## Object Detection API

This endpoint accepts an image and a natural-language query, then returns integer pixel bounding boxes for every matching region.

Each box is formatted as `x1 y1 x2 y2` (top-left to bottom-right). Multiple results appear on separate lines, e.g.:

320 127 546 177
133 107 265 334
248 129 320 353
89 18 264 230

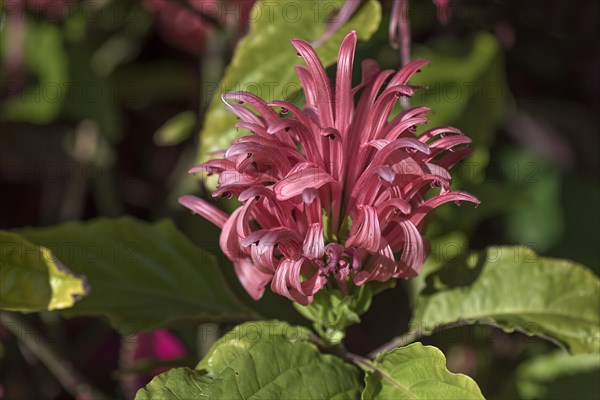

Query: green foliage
501 149 564 251
197 0 382 169
411 31 509 149
1 20 68 123
294 284 373 344
17 217 257 334
137 321 363 399
406 30 512 217
0 231 87 312
154 111 197 146
411 246 600 354
363 343 484 399
516 350 600 399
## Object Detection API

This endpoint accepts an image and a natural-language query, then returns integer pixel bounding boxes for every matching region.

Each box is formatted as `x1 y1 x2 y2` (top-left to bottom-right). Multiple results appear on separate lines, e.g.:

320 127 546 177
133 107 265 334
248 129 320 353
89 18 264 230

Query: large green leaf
516 350 600 400
17 217 257 334
0 231 87 312
198 0 381 165
411 246 600 354
137 321 363 399
362 343 484 399
195 320 314 372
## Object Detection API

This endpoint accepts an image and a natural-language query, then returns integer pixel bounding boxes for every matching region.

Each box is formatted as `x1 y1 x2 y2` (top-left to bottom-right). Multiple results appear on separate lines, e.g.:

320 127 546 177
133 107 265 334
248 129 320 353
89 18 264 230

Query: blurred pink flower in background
120 329 187 397
180 31 478 305
142 0 254 54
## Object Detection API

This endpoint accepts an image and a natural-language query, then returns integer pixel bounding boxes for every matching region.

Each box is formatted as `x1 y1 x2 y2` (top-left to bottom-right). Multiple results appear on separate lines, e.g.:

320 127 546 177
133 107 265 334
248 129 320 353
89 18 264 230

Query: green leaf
363 343 484 399
135 367 211 400
196 320 314 372
0 231 88 312
198 0 382 167
516 350 600 400
17 217 257 334
154 111 197 146
411 246 600 354
137 321 363 400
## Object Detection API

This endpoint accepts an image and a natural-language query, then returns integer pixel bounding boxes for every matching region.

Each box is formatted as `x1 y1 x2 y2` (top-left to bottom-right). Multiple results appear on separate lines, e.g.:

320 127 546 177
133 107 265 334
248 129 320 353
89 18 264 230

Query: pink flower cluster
181 31 478 305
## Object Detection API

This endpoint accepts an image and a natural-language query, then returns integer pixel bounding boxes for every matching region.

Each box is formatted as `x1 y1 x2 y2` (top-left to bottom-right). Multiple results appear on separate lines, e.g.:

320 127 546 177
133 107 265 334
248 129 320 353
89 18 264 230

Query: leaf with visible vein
411 246 600 354
362 343 484 399
17 217 257 334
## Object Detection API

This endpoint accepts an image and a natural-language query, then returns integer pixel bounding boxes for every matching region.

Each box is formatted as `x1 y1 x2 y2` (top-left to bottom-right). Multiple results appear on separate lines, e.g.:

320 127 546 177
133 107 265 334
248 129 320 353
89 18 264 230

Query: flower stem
0 312 110 400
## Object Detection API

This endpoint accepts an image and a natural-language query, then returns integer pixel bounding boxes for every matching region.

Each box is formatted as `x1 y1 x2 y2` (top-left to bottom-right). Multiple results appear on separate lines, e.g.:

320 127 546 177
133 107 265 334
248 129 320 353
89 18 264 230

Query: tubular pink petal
303 223 325 259
290 38 335 127
346 205 382 253
188 159 234 174
219 208 245 262
238 186 275 202
268 101 316 136
234 259 272 300
359 85 416 146
345 69 395 163
393 220 426 279
295 65 318 108
222 97 265 126
271 258 314 305
178 195 228 229
223 91 278 123
273 163 336 200
335 31 357 136
410 191 481 227
424 135 473 161
267 119 323 165
382 117 429 142
389 58 431 86
378 198 412 226
354 240 395 285
375 166 396 183
302 187 318 204
418 126 463 143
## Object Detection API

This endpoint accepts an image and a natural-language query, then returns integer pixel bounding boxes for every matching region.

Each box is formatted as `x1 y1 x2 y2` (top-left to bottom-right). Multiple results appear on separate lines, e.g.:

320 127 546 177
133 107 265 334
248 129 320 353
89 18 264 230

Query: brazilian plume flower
180 31 479 305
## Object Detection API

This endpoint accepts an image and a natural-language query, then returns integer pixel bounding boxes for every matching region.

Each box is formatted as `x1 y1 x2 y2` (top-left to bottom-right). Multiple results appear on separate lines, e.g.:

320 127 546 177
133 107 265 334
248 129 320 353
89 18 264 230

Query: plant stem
0 312 110 400
367 330 422 359
366 319 565 359
346 352 376 371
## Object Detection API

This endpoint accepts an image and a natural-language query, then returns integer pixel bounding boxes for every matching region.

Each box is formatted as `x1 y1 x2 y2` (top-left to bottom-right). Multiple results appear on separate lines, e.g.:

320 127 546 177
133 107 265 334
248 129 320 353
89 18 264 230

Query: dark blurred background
1 0 598 399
